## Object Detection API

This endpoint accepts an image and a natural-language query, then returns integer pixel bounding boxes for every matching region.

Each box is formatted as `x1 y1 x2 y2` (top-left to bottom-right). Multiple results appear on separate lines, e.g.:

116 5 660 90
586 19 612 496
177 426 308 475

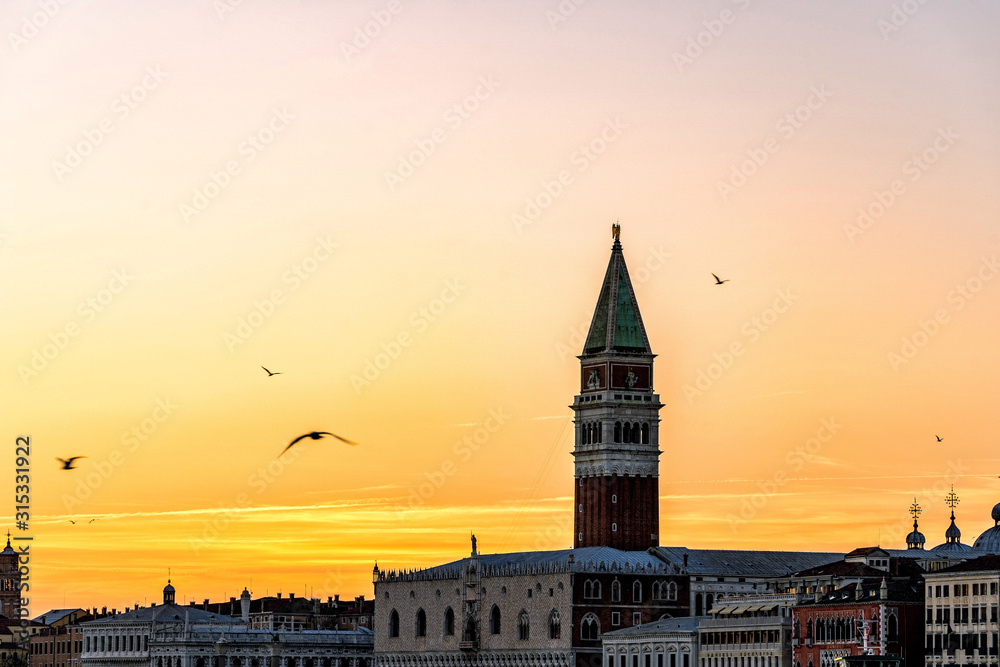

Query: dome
971 502 1000 553
163 581 175 593
906 528 925 549
973 526 1000 553
932 540 973 553
946 521 962 540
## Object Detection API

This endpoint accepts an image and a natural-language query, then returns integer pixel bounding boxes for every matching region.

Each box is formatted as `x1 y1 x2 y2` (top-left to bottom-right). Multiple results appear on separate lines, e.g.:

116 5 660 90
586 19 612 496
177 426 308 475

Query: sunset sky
3 0 1000 615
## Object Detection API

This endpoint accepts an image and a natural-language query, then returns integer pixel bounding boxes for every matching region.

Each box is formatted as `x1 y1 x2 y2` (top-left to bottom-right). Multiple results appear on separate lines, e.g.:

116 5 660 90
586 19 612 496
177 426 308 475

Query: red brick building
791 580 924 667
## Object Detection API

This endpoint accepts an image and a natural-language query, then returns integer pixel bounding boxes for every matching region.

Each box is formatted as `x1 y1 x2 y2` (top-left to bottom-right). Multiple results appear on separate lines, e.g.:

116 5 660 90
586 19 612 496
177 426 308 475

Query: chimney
204 599 209 609
334 594 340 603
277 593 282 599
328 597 333 605
189 602 196 606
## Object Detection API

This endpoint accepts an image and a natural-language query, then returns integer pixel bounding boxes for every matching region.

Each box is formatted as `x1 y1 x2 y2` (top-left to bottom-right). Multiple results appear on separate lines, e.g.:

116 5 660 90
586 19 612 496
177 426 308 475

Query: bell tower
571 226 663 551
0 531 22 618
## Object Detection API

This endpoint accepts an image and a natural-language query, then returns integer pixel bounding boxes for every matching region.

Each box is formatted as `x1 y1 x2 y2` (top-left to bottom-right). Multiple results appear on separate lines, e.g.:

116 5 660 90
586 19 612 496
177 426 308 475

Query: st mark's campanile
572 225 663 551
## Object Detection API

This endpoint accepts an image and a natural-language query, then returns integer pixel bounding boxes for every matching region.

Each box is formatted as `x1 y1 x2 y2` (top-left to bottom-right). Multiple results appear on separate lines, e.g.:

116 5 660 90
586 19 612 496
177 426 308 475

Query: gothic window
695 594 703 616
444 607 455 636
668 582 678 601
415 609 427 637
612 579 621 601
490 605 501 634
596 423 602 443
464 617 476 642
887 614 898 642
652 582 660 599
388 609 399 637
793 619 800 639
641 423 649 444
633 581 642 602
581 613 600 641
518 610 530 640
806 619 813 640
549 610 561 639
615 422 622 442
633 423 642 443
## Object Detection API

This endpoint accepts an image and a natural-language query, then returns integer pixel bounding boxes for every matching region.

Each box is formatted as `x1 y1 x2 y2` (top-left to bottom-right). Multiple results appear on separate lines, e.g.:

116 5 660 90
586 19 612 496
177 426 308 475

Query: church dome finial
906 498 925 550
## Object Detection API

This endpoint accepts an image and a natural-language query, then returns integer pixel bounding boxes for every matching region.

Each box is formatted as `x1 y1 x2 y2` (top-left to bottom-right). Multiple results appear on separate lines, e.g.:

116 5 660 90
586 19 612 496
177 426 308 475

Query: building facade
791 580 924 667
922 554 1000 667
603 617 701 667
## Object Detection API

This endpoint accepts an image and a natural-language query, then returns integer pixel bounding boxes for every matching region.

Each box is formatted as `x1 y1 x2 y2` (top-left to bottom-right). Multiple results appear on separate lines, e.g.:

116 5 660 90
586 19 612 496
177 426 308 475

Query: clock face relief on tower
581 364 606 392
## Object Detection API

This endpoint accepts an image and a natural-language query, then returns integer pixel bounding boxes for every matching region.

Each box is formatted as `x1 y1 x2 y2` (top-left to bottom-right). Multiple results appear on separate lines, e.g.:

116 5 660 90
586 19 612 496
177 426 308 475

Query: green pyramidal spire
583 236 652 355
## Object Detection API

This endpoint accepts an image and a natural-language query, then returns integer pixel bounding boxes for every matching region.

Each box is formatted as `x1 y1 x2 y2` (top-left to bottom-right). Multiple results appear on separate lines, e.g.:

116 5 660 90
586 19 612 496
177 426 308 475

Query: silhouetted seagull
261 366 283 376
57 457 86 470
279 431 358 456
936 435 943 442
68 520 76 524
712 273 729 285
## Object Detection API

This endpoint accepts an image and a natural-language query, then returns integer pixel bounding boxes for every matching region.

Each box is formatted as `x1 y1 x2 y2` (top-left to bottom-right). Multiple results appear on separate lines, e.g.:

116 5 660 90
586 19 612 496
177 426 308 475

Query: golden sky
3 0 1000 614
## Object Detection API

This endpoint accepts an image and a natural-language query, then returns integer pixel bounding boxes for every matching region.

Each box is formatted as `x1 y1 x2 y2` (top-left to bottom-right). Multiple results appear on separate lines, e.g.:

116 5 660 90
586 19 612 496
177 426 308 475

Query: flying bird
261 366 283 376
711 273 729 285
279 431 358 457
88 519 98 524
68 520 76 524
936 435 943 442
57 457 86 470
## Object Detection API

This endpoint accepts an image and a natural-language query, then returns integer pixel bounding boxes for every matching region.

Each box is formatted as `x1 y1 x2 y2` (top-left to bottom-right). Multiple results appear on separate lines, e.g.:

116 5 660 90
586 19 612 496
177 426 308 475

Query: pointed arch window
612 579 621 602
489 605 501 635
668 581 678 601
581 613 600 641
388 610 399 638
517 610 530 640
414 608 426 637
549 610 561 639
641 423 649 444
633 581 642 602
443 607 455 636
614 421 622 443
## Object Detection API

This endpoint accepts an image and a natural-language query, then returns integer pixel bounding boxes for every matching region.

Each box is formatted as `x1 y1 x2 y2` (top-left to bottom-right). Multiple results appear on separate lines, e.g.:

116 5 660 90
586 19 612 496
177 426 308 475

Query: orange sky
2 0 1000 615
